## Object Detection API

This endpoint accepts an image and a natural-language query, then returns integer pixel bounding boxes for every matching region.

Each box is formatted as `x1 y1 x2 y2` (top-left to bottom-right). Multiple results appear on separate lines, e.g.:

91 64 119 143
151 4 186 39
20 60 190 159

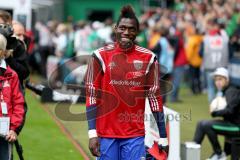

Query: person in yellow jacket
148 25 161 50
185 23 203 94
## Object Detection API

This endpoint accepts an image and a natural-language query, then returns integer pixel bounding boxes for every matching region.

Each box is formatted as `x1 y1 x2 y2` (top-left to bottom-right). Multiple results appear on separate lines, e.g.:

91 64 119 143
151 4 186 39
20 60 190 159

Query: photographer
0 11 30 136
0 34 25 160
0 10 30 90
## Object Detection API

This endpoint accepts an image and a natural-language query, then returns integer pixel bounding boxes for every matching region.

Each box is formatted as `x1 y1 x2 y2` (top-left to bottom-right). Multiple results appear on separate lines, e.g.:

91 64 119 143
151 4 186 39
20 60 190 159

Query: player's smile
115 18 138 49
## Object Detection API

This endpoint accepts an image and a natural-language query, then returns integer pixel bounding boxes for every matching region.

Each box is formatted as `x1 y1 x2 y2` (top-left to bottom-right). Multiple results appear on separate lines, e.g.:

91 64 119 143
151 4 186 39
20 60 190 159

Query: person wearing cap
201 18 229 103
192 67 240 160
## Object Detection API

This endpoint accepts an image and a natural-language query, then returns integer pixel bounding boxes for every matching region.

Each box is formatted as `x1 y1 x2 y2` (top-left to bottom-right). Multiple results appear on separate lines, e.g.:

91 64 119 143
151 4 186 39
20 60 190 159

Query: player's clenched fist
89 137 101 157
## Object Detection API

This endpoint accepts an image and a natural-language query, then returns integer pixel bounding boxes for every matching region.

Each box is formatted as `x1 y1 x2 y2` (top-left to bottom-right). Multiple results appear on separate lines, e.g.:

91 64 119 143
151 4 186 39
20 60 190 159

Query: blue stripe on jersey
153 112 167 138
86 105 97 130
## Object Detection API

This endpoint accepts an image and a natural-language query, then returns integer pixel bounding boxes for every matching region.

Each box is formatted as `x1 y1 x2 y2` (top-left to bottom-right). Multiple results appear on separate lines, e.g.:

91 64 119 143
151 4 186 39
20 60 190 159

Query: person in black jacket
0 10 29 135
193 67 240 160
0 10 30 89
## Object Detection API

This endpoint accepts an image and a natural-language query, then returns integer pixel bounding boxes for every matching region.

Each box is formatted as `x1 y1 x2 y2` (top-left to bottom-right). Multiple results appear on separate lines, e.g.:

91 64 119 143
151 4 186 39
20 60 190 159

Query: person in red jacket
85 5 168 159
0 34 25 160
169 28 188 102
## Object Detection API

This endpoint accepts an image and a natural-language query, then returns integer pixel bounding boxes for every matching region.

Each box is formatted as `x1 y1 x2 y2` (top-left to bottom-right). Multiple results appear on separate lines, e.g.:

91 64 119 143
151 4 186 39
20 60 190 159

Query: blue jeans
97 136 145 160
170 66 185 101
205 70 216 103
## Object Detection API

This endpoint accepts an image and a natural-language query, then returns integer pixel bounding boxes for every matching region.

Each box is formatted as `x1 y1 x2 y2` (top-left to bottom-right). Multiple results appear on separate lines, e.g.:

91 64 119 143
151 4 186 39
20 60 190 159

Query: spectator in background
148 25 161 50
65 23 75 59
0 10 29 90
74 21 91 55
185 22 203 94
170 22 188 103
96 17 113 44
27 0 240 104
35 21 53 77
229 16 240 58
152 25 174 104
201 19 229 103
136 21 148 48
12 21 25 43
0 11 29 136
88 21 105 51
0 33 25 160
53 23 68 58
225 2 240 37
193 68 240 160
54 23 79 84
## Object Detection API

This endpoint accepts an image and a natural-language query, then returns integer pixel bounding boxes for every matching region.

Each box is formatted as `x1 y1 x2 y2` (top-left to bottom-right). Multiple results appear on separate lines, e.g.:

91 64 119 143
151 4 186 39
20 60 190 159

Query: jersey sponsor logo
109 79 141 86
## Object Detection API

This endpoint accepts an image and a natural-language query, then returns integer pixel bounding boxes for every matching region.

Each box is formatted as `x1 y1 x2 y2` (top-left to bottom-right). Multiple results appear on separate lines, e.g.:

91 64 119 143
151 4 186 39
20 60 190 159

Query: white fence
145 101 181 160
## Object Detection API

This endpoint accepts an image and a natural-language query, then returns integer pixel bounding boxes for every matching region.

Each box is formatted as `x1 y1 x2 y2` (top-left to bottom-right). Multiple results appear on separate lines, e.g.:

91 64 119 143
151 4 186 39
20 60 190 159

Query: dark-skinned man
85 5 168 159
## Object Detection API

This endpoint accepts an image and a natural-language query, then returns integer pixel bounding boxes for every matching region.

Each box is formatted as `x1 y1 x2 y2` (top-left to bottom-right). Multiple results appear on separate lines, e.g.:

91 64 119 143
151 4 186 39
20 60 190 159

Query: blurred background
0 0 240 159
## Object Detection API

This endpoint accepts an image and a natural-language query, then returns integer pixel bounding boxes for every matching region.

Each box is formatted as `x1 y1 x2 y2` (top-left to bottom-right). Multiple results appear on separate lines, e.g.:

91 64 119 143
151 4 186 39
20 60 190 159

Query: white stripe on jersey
90 58 95 105
86 57 96 105
153 62 159 111
86 58 92 104
148 62 160 111
135 48 153 54
135 46 151 51
149 86 156 111
94 49 106 73
146 54 156 74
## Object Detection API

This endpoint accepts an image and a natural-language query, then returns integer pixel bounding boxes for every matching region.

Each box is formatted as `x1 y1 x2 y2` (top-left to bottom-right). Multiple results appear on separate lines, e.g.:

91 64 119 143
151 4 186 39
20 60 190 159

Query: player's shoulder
93 43 115 54
93 44 115 62
135 45 155 56
93 47 105 55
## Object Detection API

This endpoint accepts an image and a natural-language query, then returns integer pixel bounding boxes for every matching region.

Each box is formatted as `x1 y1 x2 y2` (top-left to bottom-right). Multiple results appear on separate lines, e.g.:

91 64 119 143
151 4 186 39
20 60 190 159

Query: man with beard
85 5 168 159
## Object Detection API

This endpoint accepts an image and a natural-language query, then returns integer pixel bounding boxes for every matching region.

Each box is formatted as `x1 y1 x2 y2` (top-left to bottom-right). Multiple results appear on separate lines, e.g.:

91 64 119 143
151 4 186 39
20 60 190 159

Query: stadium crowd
0 0 240 159
30 2 240 158
29 0 240 104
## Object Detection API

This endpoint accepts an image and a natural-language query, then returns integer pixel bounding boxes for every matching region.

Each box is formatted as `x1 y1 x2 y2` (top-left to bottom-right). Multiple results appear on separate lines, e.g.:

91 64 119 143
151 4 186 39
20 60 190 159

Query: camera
0 23 13 38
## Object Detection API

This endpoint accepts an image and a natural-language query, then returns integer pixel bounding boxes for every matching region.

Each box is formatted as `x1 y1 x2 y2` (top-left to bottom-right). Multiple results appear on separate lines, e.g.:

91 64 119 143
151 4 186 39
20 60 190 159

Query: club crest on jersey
133 60 143 71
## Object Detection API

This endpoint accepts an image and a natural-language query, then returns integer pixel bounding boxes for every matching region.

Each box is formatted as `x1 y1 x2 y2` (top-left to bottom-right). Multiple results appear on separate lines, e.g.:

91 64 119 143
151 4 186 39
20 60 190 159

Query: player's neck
115 42 135 53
